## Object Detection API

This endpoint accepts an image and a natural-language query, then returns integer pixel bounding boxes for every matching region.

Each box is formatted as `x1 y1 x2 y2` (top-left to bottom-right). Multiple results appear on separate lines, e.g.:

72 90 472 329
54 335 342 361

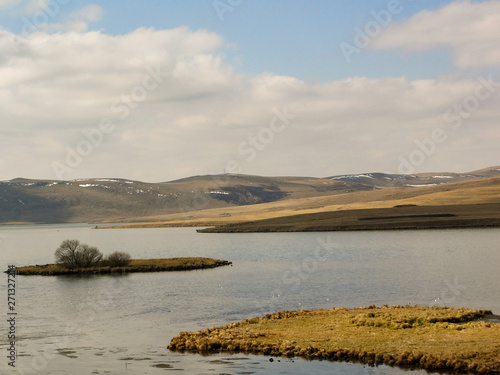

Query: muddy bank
169 305 500 374
12 257 232 276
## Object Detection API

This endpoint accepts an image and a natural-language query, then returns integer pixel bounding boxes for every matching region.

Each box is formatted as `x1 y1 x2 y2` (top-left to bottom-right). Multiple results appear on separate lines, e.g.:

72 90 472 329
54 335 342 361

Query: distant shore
91 203 500 232
12 257 232 276
197 203 500 233
169 305 500 374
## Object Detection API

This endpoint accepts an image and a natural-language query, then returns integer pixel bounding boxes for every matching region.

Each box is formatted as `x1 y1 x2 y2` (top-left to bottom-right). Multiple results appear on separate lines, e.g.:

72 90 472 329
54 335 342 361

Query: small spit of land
13 257 232 276
197 203 500 233
94 173 500 232
168 306 500 374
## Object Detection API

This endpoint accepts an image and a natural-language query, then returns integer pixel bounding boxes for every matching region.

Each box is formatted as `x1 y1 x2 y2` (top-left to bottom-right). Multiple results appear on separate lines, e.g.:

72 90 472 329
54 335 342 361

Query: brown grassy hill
0 175 373 224
194 175 500 233
104 174 500 229
197 203 500 233
1 166 499 225
327 166 500 187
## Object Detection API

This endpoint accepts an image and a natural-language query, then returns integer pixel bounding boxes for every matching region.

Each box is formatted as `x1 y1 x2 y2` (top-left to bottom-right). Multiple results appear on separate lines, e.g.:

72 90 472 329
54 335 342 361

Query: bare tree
54 239 80 268
55 239 103 269
106 251 131 267
77 245 103 268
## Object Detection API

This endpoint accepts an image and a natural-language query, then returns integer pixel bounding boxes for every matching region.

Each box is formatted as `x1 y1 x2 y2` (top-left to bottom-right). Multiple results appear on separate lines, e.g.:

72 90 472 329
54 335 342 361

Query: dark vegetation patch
198 203 500 233
358 213 456 221
208 185 288 205
153 363 173 368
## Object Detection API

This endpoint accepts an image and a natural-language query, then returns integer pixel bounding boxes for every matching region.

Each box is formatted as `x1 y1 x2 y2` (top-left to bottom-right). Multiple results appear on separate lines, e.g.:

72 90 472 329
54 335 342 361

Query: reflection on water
0 225 499 374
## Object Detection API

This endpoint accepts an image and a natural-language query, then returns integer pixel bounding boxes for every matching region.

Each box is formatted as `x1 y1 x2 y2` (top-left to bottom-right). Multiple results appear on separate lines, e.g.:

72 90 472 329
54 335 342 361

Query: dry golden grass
98 177 500 229
14 257 231 276
169 306 500 374
198 203 500 233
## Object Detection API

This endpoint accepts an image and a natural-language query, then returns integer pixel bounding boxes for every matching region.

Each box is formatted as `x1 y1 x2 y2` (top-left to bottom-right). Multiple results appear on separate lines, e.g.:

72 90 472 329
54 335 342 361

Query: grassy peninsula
14 257 232 276
169 305 500 374
197 203 500 233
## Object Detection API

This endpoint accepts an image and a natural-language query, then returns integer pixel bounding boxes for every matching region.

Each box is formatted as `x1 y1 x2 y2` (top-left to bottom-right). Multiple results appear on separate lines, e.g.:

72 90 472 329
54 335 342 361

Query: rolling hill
0 175 372 224
1 166 499 225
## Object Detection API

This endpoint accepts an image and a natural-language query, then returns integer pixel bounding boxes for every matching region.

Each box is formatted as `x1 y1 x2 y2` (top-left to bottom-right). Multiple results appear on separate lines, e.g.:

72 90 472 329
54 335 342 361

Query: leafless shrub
54 239 103 269
106 251 131 267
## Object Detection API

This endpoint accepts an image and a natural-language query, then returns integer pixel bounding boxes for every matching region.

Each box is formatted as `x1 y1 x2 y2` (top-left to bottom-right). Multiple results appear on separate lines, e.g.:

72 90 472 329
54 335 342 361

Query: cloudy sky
1 0 499 182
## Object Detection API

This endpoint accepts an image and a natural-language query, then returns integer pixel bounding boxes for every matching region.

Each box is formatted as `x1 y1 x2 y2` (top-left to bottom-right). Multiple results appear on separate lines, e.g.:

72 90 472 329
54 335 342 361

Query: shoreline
88 203 500 232
168 306 500 374
12 257 232 276
198 221 500 233
4 203 500 233
197 203 500 233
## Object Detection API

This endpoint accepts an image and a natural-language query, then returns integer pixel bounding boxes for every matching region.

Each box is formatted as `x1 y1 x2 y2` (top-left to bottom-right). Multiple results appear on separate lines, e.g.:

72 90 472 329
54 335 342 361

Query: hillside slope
328 166 500 187
104 173 500 229
0 175 372 224
1 166 499 225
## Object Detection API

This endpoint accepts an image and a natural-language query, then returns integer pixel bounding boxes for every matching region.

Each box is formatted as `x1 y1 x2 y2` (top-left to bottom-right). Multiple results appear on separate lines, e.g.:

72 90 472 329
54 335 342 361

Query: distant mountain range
327 166 500 187
1 166 499 224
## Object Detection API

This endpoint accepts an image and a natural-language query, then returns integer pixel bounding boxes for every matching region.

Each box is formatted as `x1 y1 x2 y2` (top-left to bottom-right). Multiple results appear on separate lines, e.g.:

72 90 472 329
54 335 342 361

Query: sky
0 0 499 182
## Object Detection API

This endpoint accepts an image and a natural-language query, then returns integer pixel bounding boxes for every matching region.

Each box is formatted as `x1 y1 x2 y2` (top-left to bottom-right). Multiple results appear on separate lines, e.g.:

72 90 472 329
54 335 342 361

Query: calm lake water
0 225 499 374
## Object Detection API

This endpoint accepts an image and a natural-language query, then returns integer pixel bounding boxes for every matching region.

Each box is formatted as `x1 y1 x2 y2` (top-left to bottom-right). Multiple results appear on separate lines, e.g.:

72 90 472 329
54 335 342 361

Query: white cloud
53 4 103 32
34 4 104 33
372 0 500 68
0 26 499 182
24 0 49 14
0 0 21 8
70 4 103 23
0 0 54 14
2 3 103 34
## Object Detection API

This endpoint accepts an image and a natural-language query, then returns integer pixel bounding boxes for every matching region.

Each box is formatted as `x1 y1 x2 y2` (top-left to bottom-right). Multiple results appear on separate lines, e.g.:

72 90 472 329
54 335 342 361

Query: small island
168 305 500 374
13 257 232 276
11 239 231 276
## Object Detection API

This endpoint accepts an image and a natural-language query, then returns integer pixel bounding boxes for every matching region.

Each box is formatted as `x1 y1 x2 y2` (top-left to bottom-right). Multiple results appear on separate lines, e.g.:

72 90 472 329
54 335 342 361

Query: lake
1 225 499 374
